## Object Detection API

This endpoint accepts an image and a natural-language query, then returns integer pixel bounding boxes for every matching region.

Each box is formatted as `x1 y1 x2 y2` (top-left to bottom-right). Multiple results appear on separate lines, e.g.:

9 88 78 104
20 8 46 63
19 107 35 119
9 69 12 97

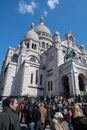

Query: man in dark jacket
33 103 43 130
0 96 21 130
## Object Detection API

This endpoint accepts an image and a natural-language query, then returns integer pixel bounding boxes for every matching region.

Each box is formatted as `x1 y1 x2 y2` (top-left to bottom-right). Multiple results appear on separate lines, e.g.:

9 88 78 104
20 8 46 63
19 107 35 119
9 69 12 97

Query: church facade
0 17 87 97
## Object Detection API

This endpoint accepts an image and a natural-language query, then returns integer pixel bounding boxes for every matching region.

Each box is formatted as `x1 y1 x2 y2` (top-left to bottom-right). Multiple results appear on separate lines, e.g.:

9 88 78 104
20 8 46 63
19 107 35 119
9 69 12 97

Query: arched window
35 70 38 84
30 57 36 62
27 43 29 48
34 44 36 49
48 81 50 91
48 81 53 91
42 42 45 48
46 43 49 49
32 43 37 50
30 73 33 84
32 43 34 49
40 74 42 85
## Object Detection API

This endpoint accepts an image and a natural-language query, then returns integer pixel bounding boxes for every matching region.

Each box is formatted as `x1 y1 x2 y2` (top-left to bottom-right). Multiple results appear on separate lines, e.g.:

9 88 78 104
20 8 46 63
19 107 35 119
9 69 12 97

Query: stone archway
78 74 85 92
61 75 69 97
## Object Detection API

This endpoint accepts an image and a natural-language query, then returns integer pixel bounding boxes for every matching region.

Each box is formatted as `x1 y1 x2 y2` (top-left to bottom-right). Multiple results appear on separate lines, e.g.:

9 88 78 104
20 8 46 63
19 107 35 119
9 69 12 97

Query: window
34 44 36 49
48 81 50 91
35 70 38 84
40 74 42 85
48 81 53 91
32 43 36 50
27 43 29 48
46 43 49 49
30 73 33 84
42 42 45 48
30 56 36 62
32 43 34 49
42 33 45 36
12 55 18 63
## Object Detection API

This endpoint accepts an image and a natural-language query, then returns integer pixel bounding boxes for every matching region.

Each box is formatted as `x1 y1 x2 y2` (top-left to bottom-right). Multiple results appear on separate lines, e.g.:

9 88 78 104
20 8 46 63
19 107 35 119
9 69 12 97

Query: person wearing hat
50 112 69 130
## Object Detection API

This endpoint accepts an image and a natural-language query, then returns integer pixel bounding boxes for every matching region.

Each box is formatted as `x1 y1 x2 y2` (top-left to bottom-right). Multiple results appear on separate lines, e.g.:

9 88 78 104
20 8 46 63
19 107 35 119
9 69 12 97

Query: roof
34 17 52 35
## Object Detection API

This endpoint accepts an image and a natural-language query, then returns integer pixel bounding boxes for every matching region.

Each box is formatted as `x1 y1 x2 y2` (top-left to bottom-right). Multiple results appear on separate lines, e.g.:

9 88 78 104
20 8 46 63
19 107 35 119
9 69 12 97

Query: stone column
68 71 75 96
74 72 80 95
72 62 80 96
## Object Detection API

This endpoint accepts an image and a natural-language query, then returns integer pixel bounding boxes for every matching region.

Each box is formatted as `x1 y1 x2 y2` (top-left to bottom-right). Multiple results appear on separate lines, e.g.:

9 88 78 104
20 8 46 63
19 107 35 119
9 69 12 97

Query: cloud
47 0 59 10
44 10 48 17
18 0 37 15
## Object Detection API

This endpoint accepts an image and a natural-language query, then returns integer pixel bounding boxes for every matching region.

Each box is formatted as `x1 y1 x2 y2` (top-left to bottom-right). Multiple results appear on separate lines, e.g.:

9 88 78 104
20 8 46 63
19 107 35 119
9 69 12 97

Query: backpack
28 105 34 121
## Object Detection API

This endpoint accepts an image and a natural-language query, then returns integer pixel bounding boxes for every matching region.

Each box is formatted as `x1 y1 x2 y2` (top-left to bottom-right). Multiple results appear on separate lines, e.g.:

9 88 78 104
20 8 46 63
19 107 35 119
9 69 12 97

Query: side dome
34 17 52 35
54 31 60 35
24 23 39 41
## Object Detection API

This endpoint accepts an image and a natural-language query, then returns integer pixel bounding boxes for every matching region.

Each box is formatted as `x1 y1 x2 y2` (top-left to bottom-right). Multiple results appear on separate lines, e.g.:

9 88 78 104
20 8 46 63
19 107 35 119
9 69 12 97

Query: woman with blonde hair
71 104 87 130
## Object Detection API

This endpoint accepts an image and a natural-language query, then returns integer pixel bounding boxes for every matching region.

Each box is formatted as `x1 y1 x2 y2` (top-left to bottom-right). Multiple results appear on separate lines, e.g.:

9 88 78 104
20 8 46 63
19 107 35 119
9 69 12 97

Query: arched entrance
78 74 85 92
61 75 69 97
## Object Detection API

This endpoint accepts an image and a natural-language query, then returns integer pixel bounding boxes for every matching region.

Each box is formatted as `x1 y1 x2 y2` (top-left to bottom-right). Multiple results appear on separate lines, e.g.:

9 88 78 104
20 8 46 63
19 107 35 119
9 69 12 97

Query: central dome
34 17 52 35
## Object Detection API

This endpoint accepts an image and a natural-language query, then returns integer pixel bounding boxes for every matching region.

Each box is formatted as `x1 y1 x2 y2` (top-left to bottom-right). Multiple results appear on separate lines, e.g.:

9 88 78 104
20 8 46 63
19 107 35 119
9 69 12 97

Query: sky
0 0 87 70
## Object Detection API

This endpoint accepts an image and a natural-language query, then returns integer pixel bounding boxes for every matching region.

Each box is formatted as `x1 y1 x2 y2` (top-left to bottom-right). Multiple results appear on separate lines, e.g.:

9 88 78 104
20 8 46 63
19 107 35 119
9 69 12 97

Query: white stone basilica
0 17 87 97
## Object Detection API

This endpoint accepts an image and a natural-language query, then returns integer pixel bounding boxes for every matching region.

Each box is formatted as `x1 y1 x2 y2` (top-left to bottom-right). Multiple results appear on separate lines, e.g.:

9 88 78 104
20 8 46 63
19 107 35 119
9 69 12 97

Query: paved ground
21 124 51 130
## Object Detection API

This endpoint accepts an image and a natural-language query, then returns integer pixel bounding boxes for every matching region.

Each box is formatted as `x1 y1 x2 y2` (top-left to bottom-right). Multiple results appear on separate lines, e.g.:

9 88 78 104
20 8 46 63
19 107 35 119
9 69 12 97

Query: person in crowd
45 103 53 126
39 102 47 129
2 98 7 110
82 103 87 116
66 106 73 130
27 101 35 130
20 101 25 123
33 102 43 130
71 104 87 130
0 96 21 130
50 112 69 130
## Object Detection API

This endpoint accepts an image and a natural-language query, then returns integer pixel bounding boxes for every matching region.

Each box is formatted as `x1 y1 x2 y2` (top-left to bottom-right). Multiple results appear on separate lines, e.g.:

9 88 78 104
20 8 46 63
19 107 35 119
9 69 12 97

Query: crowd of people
0 95 87 130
